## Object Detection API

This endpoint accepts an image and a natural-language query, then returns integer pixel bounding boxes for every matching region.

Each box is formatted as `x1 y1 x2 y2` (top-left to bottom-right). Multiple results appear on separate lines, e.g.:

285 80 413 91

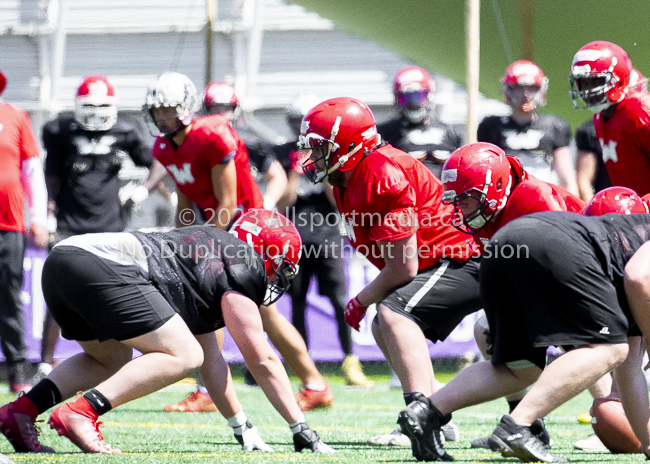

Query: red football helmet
583 187 648 216
203 81 239 119
502 60 548 108
0 70 6 96
441 142 517 233
393 66 435 124
569 41 633 113
298 97 380 184
230 209 302 304
74 74 118 131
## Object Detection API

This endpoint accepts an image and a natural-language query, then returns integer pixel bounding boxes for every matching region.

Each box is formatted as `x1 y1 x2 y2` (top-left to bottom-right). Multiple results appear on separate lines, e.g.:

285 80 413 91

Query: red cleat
163 391 218 413
48 403 121 454
0 402 54 453
296 383 334 412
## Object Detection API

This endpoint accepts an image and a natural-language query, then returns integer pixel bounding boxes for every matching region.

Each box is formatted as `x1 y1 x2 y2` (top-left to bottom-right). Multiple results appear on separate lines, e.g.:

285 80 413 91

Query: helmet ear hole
496 179 502 190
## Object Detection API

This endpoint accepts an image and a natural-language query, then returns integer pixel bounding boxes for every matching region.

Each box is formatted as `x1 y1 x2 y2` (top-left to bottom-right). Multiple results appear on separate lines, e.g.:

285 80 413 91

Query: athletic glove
233 421 273 452
119 181 149 207
345 296 368 332
292 423 335 453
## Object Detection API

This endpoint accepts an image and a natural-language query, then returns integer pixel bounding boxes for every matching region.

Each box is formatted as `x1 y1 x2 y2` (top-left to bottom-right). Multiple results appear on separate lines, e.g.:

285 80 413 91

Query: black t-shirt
529 212 650 284
377 117 462 178
234 124 275 182
43 115 152 233
477 114 570 164
273 140 341 244
575 120 611 193
134 226 267 334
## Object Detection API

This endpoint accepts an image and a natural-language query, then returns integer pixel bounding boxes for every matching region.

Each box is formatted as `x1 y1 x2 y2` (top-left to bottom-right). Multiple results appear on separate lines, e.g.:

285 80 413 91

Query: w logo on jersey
600 139 618 163
167 163 195 184
72 135 117 155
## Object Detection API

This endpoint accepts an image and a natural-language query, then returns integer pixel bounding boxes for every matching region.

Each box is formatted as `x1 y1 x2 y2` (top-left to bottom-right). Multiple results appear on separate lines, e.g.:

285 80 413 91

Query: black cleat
292 423 335 453
488 415 566 463
397 393 454 462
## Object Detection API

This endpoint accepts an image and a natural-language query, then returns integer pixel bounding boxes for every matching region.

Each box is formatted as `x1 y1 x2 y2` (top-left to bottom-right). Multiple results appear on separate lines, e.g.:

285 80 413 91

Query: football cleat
488 415 565 463
163 391 218 413
295 383 334 412
367 427 411 447
397 393 453 461
0 402 54 453
49 404 122 454
342 355 374 387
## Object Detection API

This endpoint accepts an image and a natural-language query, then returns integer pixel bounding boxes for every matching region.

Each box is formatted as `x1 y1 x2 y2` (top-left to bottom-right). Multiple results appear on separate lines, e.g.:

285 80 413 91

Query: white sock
227 410 248 429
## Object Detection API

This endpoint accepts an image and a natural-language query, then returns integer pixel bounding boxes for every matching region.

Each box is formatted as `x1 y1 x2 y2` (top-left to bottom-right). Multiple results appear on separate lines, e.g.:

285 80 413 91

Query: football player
299 97 481 452
274 94 374 389
377 66 462 179
0 210 334 455
398 208 650 462
479 61 578 195
202 82 287 211
440 142 615 450
40 74 153 382
570 42 650 196
143 73 333 412
574 68 647 202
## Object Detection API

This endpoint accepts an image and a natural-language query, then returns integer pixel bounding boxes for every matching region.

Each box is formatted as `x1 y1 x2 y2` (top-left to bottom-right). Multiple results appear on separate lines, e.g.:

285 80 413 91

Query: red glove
345 296 369 331
289 150 309 175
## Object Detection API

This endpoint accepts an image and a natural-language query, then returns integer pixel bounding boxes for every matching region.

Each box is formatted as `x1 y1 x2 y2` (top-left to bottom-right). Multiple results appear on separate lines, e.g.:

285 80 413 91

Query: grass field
0 362 647 463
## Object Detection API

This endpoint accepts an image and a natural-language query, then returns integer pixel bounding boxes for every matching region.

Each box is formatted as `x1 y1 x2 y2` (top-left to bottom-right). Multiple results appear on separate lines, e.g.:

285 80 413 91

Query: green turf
1 364 647 463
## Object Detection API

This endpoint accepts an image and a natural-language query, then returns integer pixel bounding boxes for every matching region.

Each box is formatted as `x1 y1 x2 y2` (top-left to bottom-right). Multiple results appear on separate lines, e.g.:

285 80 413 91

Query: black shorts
379 258 482 342
481 217 631 369
42 246 176 342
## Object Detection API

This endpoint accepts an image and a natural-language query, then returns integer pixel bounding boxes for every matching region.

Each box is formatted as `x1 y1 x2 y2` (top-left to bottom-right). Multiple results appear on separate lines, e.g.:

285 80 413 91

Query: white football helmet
142 72 199 138
74 74 118 131
286 93 320 137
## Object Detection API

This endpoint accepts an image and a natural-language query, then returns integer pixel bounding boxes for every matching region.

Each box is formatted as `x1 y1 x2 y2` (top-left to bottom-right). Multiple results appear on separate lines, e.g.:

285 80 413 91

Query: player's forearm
276 172 300 212
21 158 48 226
210 203 238 230
357 266 416 306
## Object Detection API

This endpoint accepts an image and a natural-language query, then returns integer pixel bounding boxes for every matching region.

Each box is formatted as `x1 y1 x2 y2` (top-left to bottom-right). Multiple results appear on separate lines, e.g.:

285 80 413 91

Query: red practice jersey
334 144 475 271
594 92 650 196
0 103 40 232
475 172 585 251
153 115 263 218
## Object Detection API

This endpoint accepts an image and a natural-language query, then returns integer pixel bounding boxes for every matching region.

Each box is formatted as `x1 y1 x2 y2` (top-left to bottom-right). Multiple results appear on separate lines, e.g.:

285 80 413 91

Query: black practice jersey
377 117 462 177
273 140 340 244
234 124 276 182
133 226 267 334
526 212 650 284
477 114 570 164
43 115 152 233
575 120 611 193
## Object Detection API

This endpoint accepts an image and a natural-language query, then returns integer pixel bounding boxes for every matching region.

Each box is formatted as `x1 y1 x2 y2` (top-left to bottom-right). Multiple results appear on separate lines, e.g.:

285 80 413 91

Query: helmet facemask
75 103 118 131
569 73 621 113
396 90 432 124
264 254 299 305
442 171 512 234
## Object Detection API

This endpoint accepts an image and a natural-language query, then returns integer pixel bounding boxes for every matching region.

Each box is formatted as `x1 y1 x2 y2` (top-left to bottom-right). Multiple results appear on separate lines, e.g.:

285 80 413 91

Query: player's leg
259 303 333 411
222 290 334 453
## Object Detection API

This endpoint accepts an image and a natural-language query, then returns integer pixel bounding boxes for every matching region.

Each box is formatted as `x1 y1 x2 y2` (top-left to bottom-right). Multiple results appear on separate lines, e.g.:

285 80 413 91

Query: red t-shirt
475 172 585 251
334 144 475 271
0 103 40 232
594 92 650 196
153 115 263 220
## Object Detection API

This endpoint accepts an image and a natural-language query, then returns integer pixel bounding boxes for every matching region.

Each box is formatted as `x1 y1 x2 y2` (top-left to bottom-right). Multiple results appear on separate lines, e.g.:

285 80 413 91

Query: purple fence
19 247 480 363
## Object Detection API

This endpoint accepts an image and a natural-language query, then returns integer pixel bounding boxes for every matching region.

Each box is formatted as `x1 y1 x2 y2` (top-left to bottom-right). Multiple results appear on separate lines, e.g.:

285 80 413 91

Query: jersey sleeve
444 124 463 150
204 122 241 169
224 257 267 307
366 165 418 242
122 117 153 168
42 119 65 176
18 110 40 162
575 121 598 153
477 117 499 144
551 116 571 150
630 101 650 155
